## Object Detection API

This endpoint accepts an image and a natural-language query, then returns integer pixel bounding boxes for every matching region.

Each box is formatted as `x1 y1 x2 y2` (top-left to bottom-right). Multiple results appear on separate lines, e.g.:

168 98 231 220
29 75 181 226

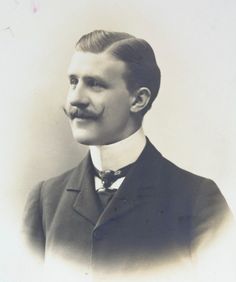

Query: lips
74 112 97 120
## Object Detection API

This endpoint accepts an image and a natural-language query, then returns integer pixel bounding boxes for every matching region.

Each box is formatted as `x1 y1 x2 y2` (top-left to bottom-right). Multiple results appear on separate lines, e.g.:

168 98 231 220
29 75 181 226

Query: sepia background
0 0 235 281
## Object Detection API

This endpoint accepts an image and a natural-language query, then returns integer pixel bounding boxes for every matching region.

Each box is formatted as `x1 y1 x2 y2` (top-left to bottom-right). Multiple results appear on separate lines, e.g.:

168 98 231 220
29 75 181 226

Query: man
23 30 234 282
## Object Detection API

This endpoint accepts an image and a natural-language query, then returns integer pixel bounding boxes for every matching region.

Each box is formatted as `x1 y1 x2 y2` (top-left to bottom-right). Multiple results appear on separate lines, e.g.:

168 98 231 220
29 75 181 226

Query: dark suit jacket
23 140 233 280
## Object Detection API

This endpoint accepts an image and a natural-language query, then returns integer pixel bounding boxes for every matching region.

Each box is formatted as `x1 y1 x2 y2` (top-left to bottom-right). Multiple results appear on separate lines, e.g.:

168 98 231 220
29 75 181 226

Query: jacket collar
65 154 103 225
66 139 164 227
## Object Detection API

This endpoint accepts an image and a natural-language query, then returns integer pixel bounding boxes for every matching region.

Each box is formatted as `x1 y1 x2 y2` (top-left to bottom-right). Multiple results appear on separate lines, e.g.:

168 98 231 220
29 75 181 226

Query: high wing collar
65 137 161 193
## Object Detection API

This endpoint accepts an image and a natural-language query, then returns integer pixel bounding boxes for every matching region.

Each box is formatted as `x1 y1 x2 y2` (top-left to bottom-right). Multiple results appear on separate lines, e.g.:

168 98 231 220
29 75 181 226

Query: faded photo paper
0 1 236 282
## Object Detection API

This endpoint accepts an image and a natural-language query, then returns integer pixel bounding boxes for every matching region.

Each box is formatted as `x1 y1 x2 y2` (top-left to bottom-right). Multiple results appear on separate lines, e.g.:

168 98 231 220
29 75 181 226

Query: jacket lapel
95 140 164 229
65 153 103 225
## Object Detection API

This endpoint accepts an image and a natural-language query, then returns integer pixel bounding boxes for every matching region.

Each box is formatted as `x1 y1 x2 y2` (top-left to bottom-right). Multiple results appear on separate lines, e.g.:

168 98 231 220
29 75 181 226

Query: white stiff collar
89 127 146 171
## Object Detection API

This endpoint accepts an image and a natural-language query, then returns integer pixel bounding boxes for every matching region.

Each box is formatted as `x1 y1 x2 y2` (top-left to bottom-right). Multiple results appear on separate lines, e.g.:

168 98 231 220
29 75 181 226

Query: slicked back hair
75 30 161 115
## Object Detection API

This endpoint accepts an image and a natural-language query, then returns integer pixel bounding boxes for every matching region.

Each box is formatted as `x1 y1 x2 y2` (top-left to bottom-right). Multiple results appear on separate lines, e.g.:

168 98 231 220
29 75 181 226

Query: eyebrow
68 74 109 85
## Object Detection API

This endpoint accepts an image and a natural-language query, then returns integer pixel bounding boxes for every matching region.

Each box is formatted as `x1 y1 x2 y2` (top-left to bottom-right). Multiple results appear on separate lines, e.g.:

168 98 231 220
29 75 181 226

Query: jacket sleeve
190 180 232 248
190 179 236 282
22 181 45 259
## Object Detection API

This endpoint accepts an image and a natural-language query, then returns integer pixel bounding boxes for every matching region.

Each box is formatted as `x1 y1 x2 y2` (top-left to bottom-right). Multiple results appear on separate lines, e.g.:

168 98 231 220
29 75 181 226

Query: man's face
66 51 138 145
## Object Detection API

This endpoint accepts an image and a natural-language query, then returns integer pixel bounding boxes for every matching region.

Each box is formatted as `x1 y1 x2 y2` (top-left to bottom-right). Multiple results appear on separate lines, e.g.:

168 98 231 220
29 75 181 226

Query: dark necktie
94 163 133 189
94 163 133 208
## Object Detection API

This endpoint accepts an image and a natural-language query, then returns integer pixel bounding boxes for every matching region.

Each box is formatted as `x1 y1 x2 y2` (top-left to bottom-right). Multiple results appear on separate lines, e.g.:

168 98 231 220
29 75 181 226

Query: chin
73 135 96 146
71 131 101 146
72 132 117 146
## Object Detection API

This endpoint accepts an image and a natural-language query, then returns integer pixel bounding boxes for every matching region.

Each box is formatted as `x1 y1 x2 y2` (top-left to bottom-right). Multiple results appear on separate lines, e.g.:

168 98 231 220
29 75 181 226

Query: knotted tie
94 163 133 189
94 163 133 207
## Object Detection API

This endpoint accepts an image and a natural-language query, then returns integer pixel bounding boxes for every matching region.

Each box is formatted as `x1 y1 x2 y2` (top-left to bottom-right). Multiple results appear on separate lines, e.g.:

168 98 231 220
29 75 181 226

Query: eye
86 78 105 90
69 76 79 87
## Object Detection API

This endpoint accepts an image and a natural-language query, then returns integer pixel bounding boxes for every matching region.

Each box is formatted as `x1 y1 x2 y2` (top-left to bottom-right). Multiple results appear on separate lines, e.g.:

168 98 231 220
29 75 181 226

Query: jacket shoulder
146 139 215 189
156 150 232 220
41 166 78 193
22 164 83 256
161 155 219 194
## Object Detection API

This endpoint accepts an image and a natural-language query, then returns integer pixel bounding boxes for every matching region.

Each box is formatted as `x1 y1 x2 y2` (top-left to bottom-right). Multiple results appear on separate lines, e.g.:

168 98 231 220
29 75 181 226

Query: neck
89 127 146 171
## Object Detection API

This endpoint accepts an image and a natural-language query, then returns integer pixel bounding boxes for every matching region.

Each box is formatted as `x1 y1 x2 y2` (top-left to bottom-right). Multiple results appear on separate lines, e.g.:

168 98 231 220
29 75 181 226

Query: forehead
67 51 128 81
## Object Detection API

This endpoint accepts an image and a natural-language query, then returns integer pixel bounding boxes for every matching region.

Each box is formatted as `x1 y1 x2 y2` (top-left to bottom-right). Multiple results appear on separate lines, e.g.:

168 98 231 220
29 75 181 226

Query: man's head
65 30 161 145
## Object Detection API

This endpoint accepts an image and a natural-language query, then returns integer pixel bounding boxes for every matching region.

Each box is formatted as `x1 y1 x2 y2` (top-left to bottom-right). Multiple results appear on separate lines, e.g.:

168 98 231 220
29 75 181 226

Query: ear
130 87 151 113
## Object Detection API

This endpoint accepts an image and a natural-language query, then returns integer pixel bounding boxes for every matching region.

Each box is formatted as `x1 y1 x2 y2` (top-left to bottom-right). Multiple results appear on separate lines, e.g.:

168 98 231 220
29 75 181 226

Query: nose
68 82 89 109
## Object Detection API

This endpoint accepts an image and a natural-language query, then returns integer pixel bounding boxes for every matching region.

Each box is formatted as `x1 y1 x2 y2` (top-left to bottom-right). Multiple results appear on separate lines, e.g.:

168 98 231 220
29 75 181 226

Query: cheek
65 92 72 108
107 92 130 112
104 97 130 123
